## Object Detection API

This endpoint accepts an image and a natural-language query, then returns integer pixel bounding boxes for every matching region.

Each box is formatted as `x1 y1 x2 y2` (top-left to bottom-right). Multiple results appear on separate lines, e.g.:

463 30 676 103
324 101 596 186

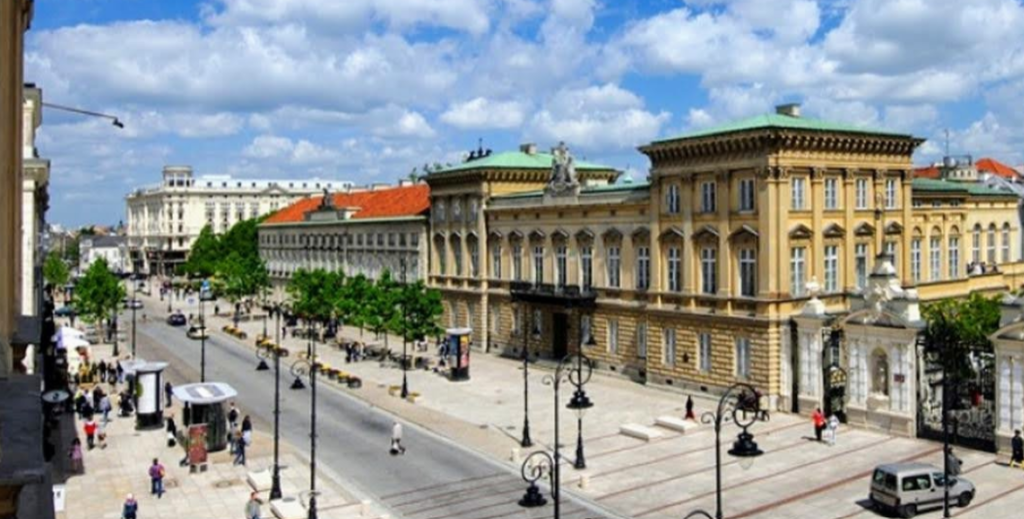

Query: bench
620 423 664 441
655 416 699 434
247 468 272 492
271 497 306 519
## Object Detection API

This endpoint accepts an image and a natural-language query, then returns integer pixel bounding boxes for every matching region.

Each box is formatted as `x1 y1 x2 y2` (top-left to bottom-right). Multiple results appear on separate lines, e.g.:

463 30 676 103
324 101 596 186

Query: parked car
186 325 208 340
55 305 76 317
870 462 975 518
125 299 144 309
166 313 187 327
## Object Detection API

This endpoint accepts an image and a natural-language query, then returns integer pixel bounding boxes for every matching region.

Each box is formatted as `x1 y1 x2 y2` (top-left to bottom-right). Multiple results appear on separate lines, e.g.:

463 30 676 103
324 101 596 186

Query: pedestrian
945 446 962 476
811 407 825 442
74 389 87 418
84 418 98 450
826 414 840 446
164 381 173 409
98 359 108 383
228 402 239 431
149 458 166 498
122 493 138 519
166 416 178 448
684 395 696 421
69 437 84 474
108 364 118 388
116 361 124 383
100 393 112 425
1012 429 1024 468
233 429 246 466
390 421 406 455
92 387 104 412
245 491 261 519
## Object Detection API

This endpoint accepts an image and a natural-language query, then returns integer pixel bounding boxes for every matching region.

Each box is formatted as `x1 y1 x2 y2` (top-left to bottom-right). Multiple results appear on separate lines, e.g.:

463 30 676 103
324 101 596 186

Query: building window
663 328 676 367
1002 224 1011 263
855 243 868 290
885 241 898 272
824 178 838 209
636 246 650 290
856 178 868 209
738 178 755 212
453 240 463 276
468 199 478 222
555 245 567 288
701 181 717 213
666 184 680 214
491 244 502 280
532 309 542 336
791 247 806 296
580 246 593 290
636 322 647 359
791 177 806 210
885 178 897 209
973 227 982 263
824 245 839 292
532 246 544 286
988 225 997 264
581 315 592 346
739 248 756 297
469 240 480 278
735 337 752 379
949 236 960 278
513 244 523 281
205 202 215 224
607 246 621 288
699 332 712 373
701 247 717 295
910 239 921 283
930 237 941 281
667 246 681 292
607 319 619 354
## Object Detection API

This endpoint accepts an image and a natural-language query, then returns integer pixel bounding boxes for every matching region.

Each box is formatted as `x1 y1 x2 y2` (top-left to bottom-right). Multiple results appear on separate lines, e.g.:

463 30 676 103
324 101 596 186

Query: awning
172 382 238 405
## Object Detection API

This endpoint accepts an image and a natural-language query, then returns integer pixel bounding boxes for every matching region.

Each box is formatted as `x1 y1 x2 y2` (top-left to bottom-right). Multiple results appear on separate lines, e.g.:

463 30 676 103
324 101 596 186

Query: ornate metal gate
823 327 847 423
916 336 997 452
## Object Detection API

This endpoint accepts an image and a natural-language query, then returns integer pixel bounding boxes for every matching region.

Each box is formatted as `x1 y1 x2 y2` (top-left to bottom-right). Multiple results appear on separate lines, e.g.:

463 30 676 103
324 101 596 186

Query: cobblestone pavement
146 288 1024 519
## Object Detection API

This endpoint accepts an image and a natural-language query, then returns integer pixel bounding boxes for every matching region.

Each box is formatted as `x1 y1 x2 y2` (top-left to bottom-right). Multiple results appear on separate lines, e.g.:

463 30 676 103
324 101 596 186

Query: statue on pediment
320 188 334 209
546 141 579 196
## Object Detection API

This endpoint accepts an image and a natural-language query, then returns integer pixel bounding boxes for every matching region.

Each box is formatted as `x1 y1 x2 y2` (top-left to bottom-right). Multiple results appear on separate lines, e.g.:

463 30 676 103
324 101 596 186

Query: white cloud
441 97 527 129
528 84 670 150
243 135 295 159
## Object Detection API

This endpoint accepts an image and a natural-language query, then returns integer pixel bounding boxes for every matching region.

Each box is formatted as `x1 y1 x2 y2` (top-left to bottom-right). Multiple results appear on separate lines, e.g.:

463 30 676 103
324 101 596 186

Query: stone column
793 311 828 415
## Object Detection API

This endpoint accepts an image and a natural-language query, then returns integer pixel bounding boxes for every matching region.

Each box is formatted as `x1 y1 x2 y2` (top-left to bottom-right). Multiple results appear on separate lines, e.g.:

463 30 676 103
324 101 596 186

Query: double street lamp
289 314 319 519
256 303 284 500
685 382 768 519
518 352 593 519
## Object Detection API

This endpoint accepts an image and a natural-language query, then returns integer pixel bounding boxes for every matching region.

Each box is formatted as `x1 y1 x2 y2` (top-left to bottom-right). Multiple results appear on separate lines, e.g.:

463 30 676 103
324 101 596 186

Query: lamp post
131 267 138 358
400 258 409 399
685 382 767 519
199 286 207 383
289 319 319 519
42 101 124 128
518 352 592 519
111 309 119 357
519 302 533 448
571 313 596 469
256 303 284 500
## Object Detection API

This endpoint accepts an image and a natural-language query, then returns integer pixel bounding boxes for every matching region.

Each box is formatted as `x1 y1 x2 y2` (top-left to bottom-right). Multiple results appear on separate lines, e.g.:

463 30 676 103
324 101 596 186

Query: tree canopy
182 219 270 301
75 258 125 337
921 292 1001 379
43 252 70 291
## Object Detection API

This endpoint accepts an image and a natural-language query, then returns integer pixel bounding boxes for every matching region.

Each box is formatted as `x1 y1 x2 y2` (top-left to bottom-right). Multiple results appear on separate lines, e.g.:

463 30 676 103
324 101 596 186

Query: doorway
553 313 568 359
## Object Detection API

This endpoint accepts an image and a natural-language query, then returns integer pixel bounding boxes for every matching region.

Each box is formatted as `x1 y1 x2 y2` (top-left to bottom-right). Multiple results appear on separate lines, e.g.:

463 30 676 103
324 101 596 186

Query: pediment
823 224 845 239
693 225 720 241
885 221 904 235
659 226 685 240
855 222 876 236
789 224 813 240
730 224 759 239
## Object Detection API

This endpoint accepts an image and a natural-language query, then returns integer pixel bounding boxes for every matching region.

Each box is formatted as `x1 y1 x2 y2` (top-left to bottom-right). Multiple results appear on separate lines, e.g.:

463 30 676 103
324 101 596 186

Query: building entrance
553 313 568 359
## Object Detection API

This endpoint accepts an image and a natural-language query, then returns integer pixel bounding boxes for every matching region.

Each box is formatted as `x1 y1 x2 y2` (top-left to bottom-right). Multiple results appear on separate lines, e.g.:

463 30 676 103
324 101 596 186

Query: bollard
579 474 590 489
361 500 371 517
511 447 520 464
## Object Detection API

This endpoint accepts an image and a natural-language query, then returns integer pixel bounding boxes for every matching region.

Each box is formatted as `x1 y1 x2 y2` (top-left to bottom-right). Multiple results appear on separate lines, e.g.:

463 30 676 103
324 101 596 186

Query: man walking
233 429 247 466
99 393 112 425
245 492 261 519
122 493 138 519
164 381 174 409
228 402 239 431
811 408 825 442
391 421 406 455
149 458 166 498
1012 429 1024 468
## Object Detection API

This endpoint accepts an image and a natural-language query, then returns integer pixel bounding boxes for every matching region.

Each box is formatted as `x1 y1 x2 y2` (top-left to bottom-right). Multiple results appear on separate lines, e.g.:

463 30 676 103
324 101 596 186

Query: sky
28 0 1024 227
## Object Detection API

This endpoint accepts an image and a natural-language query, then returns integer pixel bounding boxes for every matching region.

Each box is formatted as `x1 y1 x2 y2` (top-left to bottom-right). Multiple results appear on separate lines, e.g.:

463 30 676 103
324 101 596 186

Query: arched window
871 349 890 397
1002 223 1012 263
987 224 997 264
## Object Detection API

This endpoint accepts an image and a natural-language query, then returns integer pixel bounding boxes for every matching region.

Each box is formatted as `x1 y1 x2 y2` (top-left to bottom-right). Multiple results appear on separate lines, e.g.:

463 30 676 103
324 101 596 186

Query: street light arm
683 511 715 519
42 102 125 128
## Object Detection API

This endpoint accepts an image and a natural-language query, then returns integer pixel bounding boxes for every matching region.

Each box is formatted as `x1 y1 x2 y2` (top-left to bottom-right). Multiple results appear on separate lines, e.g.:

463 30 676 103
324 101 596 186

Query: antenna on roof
944 129 950 157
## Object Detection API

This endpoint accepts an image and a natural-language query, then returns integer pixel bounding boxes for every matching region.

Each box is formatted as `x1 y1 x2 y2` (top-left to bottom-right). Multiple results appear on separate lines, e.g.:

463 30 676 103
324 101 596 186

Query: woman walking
69 438 83 474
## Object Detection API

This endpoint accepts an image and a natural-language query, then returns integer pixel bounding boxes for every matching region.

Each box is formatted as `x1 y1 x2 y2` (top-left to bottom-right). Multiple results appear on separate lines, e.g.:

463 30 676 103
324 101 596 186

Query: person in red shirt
83 419 98 450
812 408 825 442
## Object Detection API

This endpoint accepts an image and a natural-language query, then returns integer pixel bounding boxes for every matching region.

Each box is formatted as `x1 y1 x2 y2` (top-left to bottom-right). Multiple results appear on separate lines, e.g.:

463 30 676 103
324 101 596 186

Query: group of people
811 407 842 446
228 402 253 466
74 358 123 386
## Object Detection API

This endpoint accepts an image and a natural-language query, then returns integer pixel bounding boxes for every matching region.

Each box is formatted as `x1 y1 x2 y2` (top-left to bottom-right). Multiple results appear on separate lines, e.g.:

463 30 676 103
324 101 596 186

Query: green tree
922 292 1001 380
396 280 444 344
182 225 222 278
75 258 126 343
219 218 260 261
343 274 372 337
363 271 400 349
220 251 269 323
65 238 80 265
43 252 70 294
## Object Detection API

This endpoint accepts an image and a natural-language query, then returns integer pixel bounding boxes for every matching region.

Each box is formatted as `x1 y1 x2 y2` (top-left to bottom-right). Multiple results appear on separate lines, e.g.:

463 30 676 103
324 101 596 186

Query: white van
869 462 975 518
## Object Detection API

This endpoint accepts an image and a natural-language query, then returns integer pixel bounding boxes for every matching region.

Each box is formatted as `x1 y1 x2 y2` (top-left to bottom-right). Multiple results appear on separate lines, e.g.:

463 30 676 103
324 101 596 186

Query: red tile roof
976 157 1020 179
914 165 941 179
262 184 430 224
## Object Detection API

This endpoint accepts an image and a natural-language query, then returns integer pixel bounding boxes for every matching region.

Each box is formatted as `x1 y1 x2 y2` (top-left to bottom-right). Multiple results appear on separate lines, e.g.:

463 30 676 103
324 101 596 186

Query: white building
258 183 430 300
126 166 353 276
79 235 127 274
21 85 49 317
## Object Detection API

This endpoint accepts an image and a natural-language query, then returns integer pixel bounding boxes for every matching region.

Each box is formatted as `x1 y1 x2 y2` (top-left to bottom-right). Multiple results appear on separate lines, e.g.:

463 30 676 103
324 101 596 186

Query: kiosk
446 328 473 381
135 361 168 429
172 382 237 452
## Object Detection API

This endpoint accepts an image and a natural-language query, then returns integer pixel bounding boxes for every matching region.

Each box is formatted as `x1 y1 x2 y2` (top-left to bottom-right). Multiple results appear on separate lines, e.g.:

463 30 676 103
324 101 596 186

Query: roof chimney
519 143 537 155
775 103 801 118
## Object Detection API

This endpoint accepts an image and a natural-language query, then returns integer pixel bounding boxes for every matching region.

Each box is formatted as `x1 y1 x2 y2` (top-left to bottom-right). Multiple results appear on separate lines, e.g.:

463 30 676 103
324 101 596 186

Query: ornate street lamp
569 319 597 470
685 382 768 519
400 258 410 399
517 352 592 519
289 328 319 519
199 280 208 383
131 265 138 358
518 302 532 448
256 303 284 500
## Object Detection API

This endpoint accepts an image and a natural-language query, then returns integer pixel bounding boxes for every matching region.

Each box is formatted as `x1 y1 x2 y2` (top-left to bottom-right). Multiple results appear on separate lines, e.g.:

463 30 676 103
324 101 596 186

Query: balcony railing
509 281 596 307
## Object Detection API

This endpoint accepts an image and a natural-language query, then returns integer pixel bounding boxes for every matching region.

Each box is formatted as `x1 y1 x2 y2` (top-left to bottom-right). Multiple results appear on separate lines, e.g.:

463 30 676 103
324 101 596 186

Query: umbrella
58 336 90 350
52 326 84 342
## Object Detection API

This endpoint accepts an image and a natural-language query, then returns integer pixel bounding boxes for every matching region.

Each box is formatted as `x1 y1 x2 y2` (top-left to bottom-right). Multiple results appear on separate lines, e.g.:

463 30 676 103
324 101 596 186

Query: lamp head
567 388 593 417
112 118 124 129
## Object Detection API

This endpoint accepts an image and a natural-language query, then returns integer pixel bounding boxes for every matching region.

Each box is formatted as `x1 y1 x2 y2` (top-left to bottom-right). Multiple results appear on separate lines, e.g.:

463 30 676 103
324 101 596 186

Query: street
134 314 617 519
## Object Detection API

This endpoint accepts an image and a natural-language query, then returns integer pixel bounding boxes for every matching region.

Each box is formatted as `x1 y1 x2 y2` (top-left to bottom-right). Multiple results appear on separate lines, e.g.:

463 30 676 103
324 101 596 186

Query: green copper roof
654 113 911 144
431 150 615 174
912 178 1013 197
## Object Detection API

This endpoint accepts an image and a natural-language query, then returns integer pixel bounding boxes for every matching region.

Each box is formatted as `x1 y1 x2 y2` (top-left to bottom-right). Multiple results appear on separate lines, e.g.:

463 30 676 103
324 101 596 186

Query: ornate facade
425 106 1024 413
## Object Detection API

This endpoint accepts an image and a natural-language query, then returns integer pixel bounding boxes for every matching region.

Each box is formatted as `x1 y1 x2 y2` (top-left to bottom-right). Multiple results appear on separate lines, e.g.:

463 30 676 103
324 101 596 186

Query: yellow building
425 106 1022 414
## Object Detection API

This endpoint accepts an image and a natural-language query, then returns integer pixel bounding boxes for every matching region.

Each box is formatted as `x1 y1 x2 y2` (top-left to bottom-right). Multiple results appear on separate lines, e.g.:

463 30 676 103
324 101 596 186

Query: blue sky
28 0 1024 227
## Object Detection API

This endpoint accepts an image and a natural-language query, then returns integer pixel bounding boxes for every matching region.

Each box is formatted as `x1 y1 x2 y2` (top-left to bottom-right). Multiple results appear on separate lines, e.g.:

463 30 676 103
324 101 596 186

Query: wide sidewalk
151 289 1024 519
57 316 387 519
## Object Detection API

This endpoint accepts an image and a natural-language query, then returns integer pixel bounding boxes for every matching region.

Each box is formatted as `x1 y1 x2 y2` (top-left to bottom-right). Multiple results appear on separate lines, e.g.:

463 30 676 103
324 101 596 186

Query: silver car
870 462 975 518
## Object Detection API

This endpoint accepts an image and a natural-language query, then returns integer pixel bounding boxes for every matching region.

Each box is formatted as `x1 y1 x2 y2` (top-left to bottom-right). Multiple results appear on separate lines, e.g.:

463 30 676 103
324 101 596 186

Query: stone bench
271 497 307 519
247 468 272 492
620 423 664 441
655 416 699 434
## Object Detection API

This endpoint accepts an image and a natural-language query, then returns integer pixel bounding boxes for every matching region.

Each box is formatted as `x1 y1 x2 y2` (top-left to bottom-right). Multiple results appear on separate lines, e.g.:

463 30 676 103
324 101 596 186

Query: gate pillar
990 296 1024 456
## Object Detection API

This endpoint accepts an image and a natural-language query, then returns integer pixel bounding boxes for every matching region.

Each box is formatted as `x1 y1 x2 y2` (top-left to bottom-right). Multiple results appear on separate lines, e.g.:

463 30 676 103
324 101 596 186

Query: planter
388 385 400 397
347 378 362 389
407 392 421 404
